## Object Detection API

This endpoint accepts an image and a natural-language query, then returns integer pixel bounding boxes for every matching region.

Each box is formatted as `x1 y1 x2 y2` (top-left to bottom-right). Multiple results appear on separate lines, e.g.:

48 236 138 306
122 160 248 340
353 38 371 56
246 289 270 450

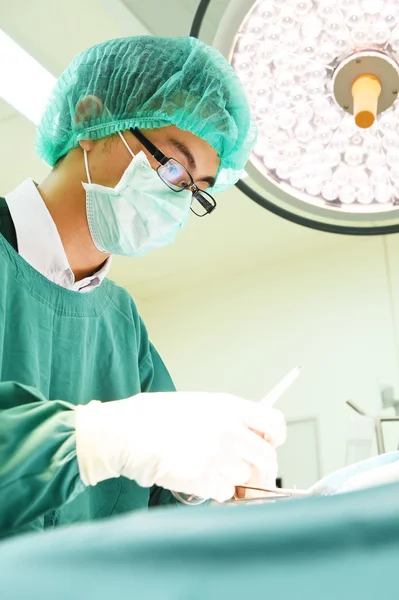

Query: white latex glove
235 409 285 499
75 392 286 503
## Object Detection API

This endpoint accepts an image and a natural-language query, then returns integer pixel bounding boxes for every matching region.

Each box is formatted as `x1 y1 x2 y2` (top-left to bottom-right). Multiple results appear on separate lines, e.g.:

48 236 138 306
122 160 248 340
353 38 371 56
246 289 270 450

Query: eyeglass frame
129 128 217 217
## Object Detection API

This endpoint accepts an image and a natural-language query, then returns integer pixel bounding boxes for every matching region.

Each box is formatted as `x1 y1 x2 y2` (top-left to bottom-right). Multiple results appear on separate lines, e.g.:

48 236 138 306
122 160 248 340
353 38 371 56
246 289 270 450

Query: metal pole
375 418 386 455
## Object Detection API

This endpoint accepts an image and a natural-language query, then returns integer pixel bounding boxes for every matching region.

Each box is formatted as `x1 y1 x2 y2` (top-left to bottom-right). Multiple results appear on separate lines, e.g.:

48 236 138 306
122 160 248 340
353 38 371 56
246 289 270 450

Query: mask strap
117 130 135 159
83 149 92 184
103 102 135 158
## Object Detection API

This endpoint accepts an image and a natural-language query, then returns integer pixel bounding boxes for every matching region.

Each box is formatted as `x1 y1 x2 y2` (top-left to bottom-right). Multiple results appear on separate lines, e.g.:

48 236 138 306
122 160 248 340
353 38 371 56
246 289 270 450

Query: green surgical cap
35 36 257 192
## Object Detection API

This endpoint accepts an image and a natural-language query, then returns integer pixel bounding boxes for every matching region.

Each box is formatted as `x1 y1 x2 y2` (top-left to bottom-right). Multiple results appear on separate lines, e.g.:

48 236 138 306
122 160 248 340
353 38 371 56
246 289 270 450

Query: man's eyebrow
168 138 196 171
168 138 217 188
198 175 217 188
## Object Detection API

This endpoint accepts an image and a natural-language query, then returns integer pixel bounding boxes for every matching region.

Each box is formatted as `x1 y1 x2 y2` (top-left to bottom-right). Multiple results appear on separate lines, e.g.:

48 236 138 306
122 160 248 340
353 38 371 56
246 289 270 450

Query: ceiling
0 99 16 123
0 0 352 300
121 0 230 42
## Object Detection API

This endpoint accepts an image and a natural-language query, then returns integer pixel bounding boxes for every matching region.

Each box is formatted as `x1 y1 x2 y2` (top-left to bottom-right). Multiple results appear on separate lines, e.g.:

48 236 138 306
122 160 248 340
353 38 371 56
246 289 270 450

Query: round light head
211 0 399 232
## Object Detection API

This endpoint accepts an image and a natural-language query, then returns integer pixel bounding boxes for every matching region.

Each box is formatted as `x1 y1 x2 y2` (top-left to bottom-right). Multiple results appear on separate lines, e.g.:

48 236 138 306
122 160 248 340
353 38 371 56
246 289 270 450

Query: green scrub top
0 198 178 539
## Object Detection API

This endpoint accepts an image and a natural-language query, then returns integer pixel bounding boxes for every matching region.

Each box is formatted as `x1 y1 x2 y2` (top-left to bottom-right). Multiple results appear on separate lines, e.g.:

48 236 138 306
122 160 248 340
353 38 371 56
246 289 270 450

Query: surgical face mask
82 133 192 257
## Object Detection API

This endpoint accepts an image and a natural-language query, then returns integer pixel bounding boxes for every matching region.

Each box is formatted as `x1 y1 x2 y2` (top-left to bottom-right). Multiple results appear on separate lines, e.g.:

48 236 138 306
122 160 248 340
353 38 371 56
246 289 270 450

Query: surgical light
192 0 399 234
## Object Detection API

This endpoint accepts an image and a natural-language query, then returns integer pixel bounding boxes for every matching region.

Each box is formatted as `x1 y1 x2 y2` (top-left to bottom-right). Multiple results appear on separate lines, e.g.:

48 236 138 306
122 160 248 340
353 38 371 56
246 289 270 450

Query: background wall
130 233 399 485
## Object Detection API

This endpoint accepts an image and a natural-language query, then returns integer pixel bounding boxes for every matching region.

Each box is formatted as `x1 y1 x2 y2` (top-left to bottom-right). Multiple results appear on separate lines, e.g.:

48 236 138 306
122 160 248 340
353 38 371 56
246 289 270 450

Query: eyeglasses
130 128 217 217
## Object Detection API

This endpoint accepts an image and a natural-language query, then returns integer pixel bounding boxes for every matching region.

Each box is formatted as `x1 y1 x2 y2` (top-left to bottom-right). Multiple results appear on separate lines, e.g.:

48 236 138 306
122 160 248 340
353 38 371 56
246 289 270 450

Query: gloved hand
75 392 286 503
234 409 284 499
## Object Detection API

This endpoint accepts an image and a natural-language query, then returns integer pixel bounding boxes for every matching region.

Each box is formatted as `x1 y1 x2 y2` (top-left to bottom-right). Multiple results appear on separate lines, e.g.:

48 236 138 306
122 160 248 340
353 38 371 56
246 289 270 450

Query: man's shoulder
105 278 142 322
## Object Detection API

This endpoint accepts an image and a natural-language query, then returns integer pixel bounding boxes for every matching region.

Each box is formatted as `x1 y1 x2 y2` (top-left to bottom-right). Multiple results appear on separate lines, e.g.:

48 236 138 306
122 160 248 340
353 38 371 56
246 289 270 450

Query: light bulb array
232 0 399 209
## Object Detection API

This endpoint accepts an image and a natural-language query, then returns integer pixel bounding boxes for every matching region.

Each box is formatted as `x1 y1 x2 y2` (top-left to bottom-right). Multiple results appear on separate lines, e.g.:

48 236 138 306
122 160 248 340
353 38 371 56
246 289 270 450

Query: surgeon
0 36 286 539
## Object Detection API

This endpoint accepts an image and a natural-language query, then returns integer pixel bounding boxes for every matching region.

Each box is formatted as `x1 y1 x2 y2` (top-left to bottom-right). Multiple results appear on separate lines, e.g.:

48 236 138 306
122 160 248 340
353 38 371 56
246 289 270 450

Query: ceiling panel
0 0 146 77
0 0 132 192
122 0 230 42
0 99 16 123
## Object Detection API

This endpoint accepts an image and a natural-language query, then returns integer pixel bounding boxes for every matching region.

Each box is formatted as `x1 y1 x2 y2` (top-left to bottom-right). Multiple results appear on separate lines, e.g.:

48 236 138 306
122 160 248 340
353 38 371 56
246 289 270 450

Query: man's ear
78 139 95 152
74 95 104 124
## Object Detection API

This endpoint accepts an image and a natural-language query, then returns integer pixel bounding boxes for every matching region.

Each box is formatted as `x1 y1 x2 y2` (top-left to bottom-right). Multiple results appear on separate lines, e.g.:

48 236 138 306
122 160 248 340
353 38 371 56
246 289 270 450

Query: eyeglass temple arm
130 128 168 165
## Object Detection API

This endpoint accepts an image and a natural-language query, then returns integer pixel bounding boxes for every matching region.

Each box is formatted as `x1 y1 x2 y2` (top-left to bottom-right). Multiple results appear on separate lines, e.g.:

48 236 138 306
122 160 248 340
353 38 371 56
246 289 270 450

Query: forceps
237 484 310 498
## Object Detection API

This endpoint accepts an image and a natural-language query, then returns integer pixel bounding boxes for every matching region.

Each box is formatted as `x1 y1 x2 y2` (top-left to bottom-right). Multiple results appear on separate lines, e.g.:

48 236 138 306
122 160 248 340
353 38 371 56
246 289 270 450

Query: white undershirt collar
5 178 111 292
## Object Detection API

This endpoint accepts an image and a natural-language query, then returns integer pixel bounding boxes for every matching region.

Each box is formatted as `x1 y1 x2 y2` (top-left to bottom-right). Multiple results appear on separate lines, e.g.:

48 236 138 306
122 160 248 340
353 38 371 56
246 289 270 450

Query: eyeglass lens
158 159 192 192
158 159 216 216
